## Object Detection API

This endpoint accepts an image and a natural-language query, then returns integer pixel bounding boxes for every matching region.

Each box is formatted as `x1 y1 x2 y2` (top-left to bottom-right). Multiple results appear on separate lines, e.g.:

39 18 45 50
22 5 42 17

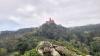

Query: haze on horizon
0 0 100 31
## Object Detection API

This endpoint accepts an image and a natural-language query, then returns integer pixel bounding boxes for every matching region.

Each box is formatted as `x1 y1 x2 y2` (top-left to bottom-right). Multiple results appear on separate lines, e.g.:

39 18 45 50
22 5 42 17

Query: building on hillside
46 18 55 24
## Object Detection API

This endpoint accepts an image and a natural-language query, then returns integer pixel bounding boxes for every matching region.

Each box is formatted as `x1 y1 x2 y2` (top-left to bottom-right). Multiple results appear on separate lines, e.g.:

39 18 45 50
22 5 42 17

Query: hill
0 19 100 56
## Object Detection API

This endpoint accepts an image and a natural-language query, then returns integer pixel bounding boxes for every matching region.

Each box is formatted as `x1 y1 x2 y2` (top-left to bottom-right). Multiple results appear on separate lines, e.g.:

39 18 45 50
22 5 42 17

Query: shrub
23 49 40 56
0 48 7 56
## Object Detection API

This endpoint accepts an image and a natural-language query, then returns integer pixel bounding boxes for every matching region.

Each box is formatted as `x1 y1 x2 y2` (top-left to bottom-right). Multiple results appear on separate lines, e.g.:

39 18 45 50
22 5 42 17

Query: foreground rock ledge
36 41 77 56
36 41 92 56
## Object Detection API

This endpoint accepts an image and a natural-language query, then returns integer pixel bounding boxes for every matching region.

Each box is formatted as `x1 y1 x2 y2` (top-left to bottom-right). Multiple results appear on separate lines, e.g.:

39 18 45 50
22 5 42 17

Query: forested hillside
0 20 100 56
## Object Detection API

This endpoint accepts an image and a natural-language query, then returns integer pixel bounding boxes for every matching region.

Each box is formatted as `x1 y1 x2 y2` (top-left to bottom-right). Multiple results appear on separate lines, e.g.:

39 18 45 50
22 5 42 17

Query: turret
46 18 55 24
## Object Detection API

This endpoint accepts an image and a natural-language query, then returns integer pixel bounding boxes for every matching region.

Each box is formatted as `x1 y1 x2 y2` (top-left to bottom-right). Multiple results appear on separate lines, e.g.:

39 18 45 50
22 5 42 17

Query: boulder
37 41 77 56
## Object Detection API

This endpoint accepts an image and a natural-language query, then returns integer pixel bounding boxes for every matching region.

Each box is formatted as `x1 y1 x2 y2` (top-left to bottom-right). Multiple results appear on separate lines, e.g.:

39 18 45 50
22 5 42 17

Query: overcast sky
0 0 100 31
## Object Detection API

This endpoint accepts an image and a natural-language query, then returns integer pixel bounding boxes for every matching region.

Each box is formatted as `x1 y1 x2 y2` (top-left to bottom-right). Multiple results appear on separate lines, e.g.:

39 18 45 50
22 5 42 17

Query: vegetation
23 49 40 56
0 21 100 56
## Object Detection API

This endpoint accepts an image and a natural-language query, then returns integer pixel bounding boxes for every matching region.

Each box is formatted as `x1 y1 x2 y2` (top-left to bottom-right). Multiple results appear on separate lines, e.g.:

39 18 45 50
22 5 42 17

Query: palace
46 18 55 24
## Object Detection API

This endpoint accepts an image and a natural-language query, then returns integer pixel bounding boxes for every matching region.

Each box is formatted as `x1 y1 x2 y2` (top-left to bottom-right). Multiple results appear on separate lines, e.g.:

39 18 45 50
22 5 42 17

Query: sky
0 0 100 31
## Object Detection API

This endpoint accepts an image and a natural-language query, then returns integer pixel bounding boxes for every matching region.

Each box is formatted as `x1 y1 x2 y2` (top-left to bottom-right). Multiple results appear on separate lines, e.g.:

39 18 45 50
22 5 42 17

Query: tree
90 37 100 56
16 42 28 54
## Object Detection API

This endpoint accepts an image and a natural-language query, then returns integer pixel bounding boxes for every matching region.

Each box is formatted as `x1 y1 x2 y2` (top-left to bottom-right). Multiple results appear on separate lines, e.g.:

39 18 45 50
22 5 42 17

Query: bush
23 49 40 56
0 48 7 56
9 52 20 56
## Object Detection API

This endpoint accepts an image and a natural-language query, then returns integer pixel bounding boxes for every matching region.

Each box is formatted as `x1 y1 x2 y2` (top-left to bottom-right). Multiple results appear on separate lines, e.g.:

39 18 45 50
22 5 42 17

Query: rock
54 46 67 55
37 41 53 56
37 41 77 56
51 48 60 56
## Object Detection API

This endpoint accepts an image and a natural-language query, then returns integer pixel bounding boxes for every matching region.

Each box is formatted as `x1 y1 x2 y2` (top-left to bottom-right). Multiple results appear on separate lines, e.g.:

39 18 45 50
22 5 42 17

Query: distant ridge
0 18 100 39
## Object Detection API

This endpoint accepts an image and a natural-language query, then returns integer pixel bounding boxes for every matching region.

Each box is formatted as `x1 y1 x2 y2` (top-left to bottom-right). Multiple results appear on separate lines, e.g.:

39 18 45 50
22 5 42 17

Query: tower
46 18 55 24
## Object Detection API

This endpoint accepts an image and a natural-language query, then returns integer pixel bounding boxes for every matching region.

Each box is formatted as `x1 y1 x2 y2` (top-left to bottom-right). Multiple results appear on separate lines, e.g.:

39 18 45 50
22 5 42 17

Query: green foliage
70 40 89 55
16 42 28 54
8 52 20 56
51 40 88 55
90 37 100 56
0 48 7 56
15 33 46 55
23 49 40 56
94 52 100 56
1 20 100 56
39 23 69 40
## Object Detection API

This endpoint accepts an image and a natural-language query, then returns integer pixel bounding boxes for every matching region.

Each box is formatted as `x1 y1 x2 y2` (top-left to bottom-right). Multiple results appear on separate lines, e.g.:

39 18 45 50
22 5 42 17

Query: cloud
16 4 36 13
0 0 100 31
9 16 21 23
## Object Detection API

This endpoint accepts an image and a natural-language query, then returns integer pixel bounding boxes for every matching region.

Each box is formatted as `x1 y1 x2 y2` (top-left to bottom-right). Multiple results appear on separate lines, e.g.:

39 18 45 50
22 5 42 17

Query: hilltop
0 18 100 56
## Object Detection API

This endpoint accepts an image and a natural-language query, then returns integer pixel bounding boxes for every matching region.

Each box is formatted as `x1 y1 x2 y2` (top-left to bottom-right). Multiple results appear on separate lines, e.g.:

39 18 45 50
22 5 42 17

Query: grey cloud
0 0 100 31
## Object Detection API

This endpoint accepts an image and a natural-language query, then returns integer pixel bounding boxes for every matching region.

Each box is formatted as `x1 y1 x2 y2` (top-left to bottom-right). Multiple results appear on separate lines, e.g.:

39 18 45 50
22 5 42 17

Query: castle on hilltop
46 18 55 24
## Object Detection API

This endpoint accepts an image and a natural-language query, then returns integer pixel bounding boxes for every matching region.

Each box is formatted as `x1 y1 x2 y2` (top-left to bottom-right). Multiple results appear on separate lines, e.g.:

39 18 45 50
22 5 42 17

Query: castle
46 18 55 24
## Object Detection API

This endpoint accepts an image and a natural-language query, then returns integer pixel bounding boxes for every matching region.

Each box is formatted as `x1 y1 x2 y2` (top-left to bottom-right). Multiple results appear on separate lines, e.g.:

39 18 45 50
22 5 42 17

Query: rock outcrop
36 41 76 56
